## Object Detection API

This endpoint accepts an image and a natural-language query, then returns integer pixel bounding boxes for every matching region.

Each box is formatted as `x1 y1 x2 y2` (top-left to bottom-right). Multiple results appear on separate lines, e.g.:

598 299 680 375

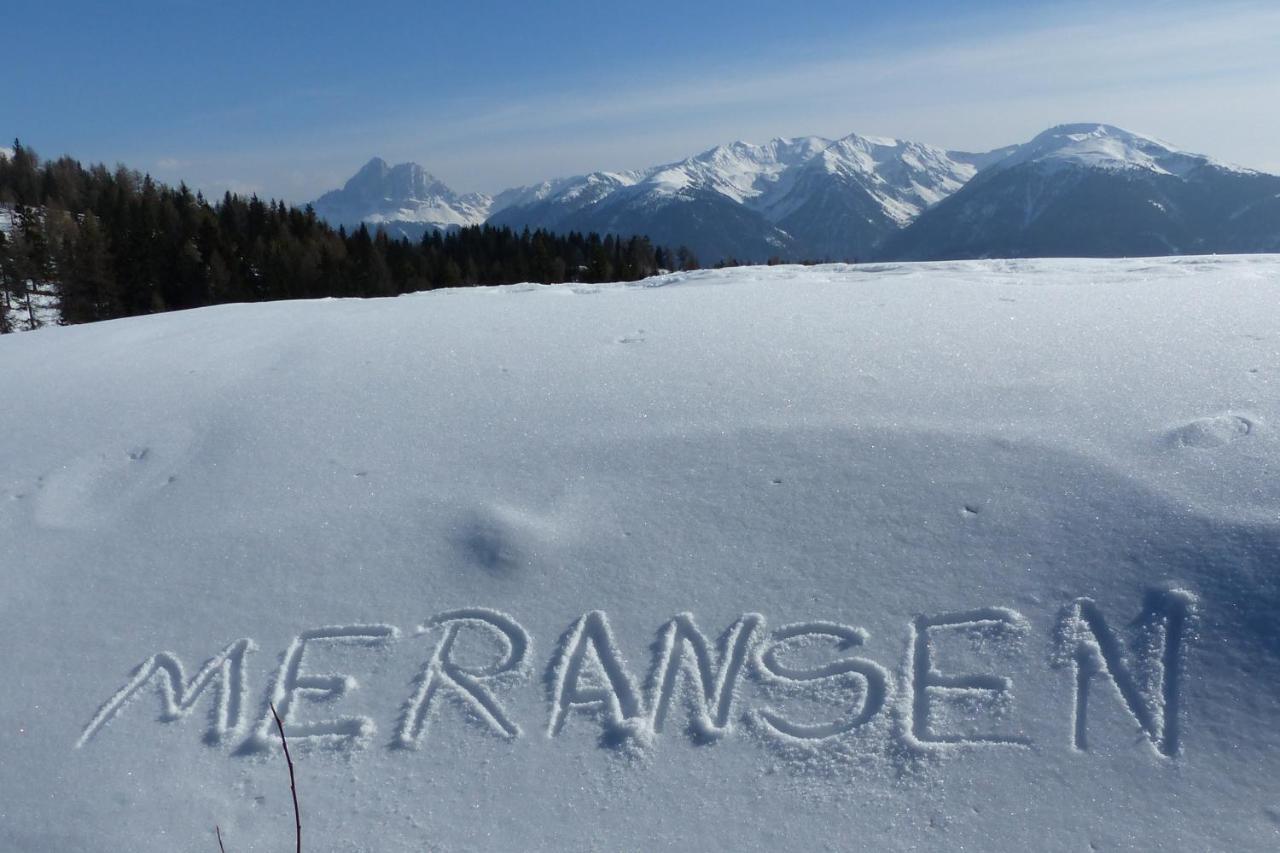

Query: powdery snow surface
2 257 1279 851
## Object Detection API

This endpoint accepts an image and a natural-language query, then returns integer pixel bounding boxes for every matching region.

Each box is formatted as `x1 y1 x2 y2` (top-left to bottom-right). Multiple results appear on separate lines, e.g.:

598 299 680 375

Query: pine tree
60 213 116 324
0 229 13 333
0 141 679 328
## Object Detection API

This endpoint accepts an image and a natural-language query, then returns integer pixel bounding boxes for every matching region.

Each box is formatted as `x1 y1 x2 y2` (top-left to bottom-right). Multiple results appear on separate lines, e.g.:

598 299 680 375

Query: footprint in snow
1166 414 1255 449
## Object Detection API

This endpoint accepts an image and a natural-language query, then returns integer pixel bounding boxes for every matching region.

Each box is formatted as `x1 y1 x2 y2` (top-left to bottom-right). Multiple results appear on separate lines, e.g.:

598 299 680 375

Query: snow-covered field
1 257 1278 851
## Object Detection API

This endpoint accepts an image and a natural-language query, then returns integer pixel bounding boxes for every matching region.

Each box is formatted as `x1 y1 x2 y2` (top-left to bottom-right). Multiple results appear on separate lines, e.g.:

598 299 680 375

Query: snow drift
1 257 1278 851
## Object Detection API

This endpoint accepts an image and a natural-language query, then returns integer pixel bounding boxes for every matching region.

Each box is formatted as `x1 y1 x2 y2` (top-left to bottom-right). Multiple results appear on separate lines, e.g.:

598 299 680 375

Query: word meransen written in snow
76 590 1196 759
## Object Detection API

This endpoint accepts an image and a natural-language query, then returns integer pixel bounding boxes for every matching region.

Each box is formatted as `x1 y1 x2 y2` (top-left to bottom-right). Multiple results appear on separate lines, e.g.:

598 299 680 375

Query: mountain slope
766 135 977 260
882 124 1280 259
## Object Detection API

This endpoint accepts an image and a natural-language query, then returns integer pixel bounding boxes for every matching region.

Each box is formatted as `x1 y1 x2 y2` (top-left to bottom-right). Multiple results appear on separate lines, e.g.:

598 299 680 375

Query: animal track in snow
34 435 192 530
1167 414 1254 449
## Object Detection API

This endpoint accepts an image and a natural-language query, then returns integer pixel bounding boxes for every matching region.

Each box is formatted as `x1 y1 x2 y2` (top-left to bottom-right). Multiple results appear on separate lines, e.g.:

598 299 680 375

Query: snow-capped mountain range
312 124 1280 262
883 124 1280 259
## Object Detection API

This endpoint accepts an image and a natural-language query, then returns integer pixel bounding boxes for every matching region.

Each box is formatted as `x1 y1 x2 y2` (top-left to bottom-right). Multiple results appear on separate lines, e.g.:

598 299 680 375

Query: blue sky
6 0 1278 201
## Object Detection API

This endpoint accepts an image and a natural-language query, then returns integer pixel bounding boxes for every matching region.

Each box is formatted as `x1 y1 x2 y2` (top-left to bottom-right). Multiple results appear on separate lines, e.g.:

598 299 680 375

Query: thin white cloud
138 0 1280 199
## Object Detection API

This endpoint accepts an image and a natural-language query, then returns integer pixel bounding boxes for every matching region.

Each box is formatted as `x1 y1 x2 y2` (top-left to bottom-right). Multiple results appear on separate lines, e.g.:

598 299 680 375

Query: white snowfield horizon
2 256 1279 851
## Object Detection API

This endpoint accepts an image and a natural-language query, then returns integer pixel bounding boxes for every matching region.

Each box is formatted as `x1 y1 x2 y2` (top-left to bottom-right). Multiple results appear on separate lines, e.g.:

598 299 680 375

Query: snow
312 158 493 234
4 286 61 331
630 133 973 225
646 137 831 204
995 123 1245 177
489 171 646 217
485 132 980 235
2 256 1279 851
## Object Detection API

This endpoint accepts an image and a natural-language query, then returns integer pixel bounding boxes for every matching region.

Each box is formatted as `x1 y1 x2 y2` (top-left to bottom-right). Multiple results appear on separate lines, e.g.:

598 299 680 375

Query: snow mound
2 256 1279 851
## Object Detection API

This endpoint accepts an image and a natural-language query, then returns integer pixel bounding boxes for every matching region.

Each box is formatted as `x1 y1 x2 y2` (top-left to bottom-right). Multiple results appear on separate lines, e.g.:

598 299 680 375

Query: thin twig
215 825 226 853
270 702 301 853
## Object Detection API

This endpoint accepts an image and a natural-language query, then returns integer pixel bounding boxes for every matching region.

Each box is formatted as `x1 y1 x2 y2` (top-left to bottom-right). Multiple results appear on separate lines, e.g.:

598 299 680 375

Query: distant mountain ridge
881 124 1280 260
488 134 993 262
312 133 996 257
311 125 1279 262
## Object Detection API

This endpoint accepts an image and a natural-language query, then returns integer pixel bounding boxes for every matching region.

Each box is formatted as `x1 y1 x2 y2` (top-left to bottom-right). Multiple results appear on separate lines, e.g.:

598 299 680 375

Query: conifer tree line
0 141 698 332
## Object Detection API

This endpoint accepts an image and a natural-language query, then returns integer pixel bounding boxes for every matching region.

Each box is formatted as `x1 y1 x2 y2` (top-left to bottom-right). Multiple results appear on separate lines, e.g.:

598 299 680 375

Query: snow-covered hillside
2 257 1279 851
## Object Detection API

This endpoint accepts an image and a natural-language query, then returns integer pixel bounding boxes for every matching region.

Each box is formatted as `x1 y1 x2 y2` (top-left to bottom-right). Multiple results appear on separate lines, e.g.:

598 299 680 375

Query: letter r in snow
395 608 531 747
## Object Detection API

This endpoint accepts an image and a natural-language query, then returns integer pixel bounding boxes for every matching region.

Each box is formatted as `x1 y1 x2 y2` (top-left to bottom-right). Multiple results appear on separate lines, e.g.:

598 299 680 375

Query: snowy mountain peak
995 123 1226 177
354 155 389 177
313 158 492 238
341 158 454 204
640 136 835 204
804 134 978 224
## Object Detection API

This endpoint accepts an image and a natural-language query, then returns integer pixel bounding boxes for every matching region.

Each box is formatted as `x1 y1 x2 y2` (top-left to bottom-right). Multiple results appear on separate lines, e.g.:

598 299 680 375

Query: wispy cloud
140 1 1280 198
